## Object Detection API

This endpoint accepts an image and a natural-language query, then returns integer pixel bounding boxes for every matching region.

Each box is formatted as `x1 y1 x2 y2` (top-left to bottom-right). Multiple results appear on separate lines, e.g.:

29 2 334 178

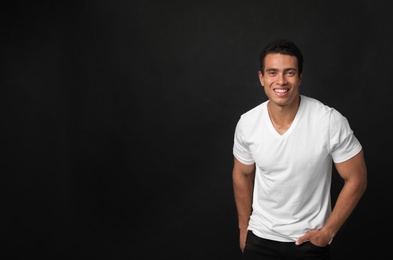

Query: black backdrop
1 0 391 259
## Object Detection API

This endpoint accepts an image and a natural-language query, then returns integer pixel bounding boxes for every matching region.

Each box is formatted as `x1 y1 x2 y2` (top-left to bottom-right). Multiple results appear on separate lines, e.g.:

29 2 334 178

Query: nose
277 72 288 85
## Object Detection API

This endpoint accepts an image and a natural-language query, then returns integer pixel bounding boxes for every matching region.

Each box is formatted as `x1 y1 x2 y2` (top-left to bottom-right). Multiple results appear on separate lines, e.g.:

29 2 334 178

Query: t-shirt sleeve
329 109 362 163
233 117 255 165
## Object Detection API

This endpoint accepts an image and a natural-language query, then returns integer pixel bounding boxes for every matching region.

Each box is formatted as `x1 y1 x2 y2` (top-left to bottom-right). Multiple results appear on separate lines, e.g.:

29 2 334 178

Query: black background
1 0 391 259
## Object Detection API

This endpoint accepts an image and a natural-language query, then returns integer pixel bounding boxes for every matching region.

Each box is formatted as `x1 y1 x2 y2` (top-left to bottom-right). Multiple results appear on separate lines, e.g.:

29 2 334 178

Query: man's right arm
232 157 255 252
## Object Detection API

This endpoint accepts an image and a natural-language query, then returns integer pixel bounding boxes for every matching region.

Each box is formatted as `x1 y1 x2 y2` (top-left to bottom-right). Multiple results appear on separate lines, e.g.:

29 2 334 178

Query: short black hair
259 39 303 75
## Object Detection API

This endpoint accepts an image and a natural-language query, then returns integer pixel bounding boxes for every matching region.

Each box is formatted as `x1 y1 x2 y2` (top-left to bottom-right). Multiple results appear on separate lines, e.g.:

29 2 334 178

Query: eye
268 71 277 76
286 70 296 77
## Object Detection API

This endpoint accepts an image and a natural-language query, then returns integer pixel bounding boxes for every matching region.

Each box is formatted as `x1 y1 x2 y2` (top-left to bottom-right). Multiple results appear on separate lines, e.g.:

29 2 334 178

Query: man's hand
295 229 331 247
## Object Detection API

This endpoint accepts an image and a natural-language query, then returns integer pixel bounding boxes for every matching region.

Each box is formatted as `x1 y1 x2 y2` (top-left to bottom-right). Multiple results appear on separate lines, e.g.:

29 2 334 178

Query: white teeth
274 89 288 93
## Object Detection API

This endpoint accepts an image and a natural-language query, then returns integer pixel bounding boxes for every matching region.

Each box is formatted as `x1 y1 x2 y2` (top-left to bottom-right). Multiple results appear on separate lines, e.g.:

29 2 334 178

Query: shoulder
301 95 335 116
301 95 350 129
239 101 267 121
234 101 267 135
301 95 330 109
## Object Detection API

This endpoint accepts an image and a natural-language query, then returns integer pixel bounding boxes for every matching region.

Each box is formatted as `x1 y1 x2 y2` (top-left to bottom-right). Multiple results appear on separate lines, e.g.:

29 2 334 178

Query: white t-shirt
233 95 362 242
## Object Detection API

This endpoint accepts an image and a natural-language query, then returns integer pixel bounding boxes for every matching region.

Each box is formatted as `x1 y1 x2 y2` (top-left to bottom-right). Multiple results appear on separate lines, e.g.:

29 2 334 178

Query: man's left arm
296 149 367 246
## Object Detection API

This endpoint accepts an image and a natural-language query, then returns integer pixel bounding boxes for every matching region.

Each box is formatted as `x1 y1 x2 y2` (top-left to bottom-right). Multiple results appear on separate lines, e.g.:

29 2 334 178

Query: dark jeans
242 230 331 260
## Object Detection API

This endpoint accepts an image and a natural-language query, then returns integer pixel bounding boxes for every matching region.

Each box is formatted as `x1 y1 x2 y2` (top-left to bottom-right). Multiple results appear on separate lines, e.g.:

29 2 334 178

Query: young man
232 39 367 260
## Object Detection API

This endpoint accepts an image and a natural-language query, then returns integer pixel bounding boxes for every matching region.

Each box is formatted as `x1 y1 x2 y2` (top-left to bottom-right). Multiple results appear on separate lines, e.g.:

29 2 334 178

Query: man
232 39 367 260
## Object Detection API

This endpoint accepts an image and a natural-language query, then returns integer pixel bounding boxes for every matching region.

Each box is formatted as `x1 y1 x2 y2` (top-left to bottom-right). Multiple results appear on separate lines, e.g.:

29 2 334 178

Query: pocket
307 241 330 250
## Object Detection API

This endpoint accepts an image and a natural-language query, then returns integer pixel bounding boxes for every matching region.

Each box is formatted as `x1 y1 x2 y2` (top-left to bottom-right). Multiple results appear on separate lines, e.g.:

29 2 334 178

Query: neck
267 95 301 134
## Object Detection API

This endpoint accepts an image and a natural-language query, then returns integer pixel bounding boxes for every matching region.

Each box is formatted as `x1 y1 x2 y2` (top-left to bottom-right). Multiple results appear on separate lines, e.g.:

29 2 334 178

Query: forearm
321 150 367 240
321 177 367 239
233 169 254 230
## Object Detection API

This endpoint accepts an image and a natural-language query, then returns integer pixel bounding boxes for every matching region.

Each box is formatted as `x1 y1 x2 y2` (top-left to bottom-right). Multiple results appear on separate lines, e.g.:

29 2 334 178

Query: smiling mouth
274 89 289 93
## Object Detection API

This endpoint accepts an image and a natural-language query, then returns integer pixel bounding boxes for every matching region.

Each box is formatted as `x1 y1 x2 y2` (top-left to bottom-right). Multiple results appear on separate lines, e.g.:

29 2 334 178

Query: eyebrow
265 68 298 72
265 68 297 71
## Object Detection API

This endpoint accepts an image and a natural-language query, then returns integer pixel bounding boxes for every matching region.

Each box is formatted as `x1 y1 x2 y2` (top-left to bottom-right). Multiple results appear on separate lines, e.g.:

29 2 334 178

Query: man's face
258 53 302 107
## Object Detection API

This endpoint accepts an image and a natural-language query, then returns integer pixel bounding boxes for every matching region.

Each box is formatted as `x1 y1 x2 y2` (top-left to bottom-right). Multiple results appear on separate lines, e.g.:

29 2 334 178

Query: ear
258 70 264 87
